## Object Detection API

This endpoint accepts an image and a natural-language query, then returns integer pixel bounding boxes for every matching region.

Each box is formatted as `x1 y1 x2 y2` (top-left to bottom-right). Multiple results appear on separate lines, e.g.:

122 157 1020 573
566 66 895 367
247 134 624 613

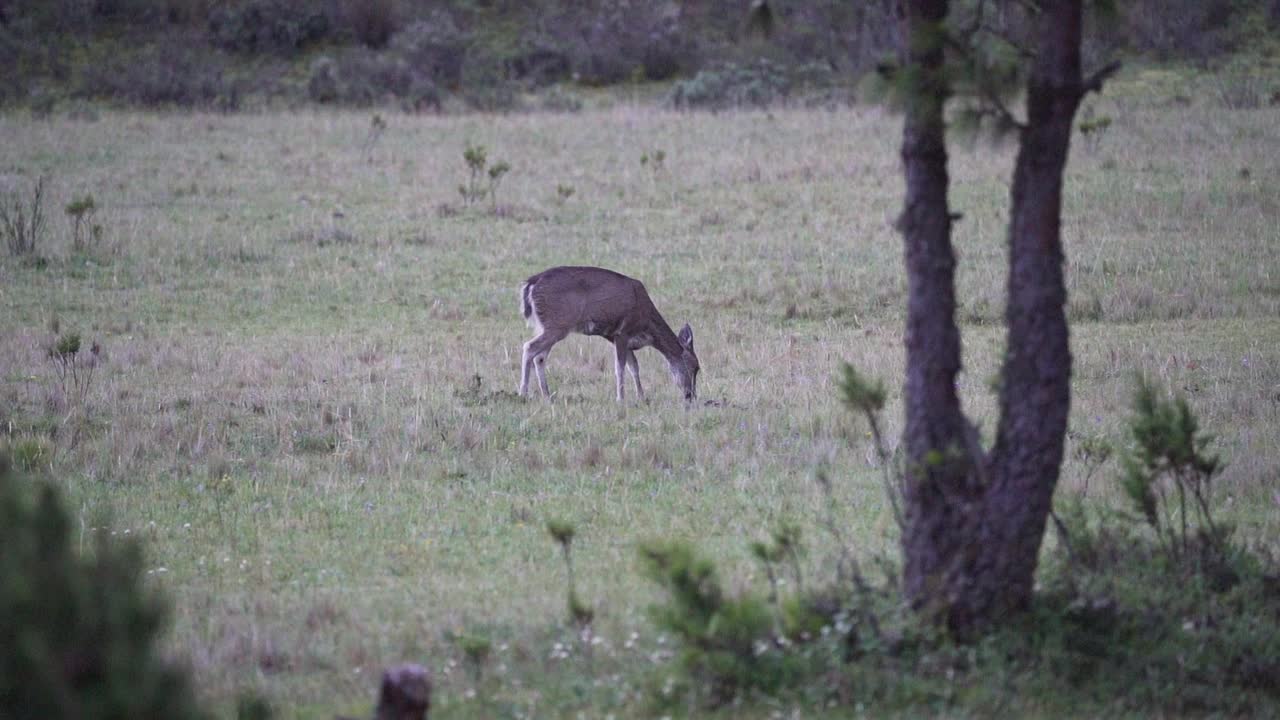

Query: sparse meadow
1 67 1278 717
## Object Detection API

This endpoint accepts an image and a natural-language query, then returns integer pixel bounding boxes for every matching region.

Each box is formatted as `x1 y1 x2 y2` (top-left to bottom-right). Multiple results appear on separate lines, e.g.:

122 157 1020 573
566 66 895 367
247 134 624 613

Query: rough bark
967 0 1087 627
897 0 1099 632
896 0 979 621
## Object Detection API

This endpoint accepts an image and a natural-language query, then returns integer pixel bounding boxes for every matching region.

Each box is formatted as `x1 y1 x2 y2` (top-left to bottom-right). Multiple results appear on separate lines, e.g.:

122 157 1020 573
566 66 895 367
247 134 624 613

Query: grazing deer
519 266 699 403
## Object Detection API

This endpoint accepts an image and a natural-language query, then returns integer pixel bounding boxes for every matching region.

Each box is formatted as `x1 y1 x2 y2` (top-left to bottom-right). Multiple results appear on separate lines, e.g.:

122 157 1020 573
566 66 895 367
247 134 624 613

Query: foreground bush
0 453 207 720
638 379 1280 714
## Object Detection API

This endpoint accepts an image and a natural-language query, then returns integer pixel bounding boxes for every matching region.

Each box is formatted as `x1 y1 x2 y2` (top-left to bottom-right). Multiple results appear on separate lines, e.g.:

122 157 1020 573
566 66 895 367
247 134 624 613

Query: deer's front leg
519 341 534 397
625 350 645 402
612 338 630 403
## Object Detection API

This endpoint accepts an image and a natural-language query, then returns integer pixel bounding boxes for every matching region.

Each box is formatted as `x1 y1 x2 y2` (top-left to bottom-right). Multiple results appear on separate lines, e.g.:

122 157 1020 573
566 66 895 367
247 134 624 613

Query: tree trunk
897 0 1093 633
895 0 982 623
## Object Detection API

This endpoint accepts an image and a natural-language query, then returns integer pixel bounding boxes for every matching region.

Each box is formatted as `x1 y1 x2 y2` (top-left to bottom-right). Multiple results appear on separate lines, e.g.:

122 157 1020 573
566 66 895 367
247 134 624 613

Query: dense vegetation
2 0 1279 111
0 452 209 719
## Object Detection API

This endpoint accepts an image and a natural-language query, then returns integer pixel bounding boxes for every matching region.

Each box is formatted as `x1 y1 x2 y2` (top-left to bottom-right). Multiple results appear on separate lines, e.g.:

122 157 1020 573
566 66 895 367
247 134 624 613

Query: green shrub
1119 0 1238 60
640 540 809 706
1 174 47 257
1213 69 1268 109
459 52 520 112
77 37 240 109
307 48 441 111
539 85 583 113
338 0 399 49
669 59 797 110
388 15 466 90
546 519 593 627
207 0 330 56
64 194 97 253
633 366 1280 714
555 0 699 85
8 437 51 472
1119 375 1227 562
46 331 101 410
1 0 94 34
0 453 208 719
1035 512 1280 714
457 144 511 208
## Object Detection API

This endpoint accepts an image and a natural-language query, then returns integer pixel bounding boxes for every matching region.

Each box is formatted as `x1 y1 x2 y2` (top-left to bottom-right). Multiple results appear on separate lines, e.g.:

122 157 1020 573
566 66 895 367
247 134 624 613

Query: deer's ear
678 323 694 350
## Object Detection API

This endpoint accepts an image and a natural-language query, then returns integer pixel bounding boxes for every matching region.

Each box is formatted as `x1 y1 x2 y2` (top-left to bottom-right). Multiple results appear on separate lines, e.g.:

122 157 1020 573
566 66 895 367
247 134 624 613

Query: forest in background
3 0 1279 112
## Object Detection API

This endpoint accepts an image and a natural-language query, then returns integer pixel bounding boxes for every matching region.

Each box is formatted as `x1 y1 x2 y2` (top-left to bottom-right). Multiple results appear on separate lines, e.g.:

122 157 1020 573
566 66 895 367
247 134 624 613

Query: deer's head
670 324 699 402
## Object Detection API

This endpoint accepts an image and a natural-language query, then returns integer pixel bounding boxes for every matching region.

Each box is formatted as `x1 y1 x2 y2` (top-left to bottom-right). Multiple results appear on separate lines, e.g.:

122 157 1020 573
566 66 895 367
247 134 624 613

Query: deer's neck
645 311 685 361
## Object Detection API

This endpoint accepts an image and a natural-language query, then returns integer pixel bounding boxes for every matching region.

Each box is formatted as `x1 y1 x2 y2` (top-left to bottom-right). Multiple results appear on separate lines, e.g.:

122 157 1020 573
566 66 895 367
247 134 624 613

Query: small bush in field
64 194 97 253
0 453 208 720
749 520 805 603
453 631 492 686
554 183 575 204
46 332 101 409
1 175 47 257
1119 375 1227 562
457 144 512 209
547 519 593 628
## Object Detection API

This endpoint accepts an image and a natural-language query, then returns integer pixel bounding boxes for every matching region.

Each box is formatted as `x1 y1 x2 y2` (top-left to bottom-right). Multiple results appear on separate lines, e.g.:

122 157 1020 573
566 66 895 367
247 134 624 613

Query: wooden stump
373 663 431 720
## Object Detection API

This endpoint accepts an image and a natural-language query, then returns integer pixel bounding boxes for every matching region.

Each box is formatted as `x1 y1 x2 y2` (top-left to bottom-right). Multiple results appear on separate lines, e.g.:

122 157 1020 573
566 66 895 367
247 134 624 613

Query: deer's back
525 266 652 337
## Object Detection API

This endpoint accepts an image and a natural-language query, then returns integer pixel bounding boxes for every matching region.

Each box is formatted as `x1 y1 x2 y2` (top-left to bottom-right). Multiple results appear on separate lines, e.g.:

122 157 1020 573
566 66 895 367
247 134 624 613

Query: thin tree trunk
967 0 1086 626
895 0 979 619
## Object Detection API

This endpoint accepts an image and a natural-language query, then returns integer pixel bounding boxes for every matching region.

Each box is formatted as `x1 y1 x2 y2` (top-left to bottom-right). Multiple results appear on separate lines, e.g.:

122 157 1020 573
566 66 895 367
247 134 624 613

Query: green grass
1 68 1279 717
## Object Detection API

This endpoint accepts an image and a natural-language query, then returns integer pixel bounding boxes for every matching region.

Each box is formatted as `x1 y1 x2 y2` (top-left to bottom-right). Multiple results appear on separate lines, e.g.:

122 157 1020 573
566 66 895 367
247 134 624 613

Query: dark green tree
0 453 207 720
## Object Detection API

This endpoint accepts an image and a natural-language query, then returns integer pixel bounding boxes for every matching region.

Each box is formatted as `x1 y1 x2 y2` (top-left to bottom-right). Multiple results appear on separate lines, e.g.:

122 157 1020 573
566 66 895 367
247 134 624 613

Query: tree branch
943 35 1028 131
976 23 1037 59
1082 60 1121 95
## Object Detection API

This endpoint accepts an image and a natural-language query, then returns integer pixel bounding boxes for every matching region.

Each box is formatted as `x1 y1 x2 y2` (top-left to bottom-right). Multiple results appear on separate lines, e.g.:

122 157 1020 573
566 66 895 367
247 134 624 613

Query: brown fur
518 266 699 402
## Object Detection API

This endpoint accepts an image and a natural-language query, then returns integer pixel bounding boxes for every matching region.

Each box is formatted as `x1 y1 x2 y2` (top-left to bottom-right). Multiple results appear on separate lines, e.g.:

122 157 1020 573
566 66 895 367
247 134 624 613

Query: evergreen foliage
0 453 207 720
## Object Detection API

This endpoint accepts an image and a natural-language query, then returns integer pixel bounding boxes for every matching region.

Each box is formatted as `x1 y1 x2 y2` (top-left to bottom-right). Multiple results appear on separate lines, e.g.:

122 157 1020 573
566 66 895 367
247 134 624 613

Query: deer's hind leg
519 342 534 397
522 329 566 400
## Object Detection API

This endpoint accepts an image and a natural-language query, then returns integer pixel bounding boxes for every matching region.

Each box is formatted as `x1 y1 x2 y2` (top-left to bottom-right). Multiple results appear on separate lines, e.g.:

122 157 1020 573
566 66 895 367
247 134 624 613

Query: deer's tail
520 280 534 321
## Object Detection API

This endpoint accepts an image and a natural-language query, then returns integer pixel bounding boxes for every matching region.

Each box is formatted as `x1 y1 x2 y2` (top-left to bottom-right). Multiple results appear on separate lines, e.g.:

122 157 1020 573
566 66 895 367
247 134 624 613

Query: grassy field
2 67 1279 717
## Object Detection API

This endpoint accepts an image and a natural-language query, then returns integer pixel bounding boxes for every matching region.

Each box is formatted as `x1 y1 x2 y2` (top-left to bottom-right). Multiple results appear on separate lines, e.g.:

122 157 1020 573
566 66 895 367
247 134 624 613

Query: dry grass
1 70 1278 716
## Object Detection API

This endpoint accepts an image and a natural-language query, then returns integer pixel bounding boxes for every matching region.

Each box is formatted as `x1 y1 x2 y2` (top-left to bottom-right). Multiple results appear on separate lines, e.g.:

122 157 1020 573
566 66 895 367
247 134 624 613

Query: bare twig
1083 60 1122 95
864 411 906 532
